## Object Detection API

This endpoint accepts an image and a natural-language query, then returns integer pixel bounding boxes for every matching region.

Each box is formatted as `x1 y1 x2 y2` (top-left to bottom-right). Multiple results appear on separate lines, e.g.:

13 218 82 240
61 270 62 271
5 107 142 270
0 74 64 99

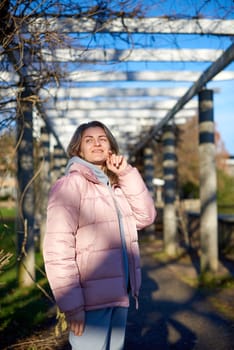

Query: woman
43 121 156 350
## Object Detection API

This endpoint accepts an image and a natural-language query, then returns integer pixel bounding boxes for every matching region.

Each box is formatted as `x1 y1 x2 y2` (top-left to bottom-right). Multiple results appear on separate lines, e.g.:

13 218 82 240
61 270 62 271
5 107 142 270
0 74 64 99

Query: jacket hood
65 156 109 185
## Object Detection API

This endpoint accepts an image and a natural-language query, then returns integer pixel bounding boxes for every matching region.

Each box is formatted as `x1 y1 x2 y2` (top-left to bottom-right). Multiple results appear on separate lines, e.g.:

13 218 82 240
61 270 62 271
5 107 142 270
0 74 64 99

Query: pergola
1 17 234 155
35 17 234 156
1 14 234 283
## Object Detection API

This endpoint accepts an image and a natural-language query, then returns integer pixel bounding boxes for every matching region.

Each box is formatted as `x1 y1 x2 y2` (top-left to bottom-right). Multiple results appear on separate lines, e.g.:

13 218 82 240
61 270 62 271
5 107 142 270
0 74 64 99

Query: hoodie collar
65 156 109 186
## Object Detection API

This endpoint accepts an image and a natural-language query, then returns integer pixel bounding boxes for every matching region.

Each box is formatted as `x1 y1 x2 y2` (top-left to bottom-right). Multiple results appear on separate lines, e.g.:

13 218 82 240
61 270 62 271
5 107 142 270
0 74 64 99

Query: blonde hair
67 121 119 184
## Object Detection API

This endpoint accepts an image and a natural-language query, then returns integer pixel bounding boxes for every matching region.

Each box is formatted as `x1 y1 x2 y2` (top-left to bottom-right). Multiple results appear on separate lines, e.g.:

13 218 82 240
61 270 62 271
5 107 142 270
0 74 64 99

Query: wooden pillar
162 125 177 255
198 89 218 272
16 86 35 287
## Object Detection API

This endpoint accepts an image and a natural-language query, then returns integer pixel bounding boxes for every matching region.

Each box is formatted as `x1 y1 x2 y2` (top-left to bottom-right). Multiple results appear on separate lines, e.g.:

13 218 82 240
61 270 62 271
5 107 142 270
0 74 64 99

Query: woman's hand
68 310 85 336
106 152 128 174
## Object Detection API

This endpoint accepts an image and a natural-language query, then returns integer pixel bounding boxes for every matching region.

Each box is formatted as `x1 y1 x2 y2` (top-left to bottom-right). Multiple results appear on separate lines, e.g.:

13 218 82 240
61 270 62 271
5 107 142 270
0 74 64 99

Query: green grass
0 248 53 332
218 205 234 216
0 206 16 218
0 212 55 347
0 222 16 253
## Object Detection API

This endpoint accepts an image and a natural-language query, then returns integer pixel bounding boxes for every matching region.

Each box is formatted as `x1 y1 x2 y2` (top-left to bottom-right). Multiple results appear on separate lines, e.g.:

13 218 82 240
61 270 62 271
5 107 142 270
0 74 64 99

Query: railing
187 211 234 255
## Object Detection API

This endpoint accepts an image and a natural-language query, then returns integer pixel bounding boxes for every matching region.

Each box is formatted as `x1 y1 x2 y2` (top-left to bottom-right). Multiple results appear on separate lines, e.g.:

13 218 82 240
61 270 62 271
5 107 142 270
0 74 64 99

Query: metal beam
2 70 234 83
46 108 196 120
42 48 223 63
66 70 234 82
28 17 234 36
44 99 197 110
40 86 188 99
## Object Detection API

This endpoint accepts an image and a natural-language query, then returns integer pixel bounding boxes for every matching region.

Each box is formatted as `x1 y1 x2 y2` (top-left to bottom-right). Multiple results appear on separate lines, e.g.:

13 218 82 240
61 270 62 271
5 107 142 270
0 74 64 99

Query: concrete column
39 126 51 251
143 146 155 199
51 145 66 182
143 146 156 238
199 89 218 272
162 125 177 255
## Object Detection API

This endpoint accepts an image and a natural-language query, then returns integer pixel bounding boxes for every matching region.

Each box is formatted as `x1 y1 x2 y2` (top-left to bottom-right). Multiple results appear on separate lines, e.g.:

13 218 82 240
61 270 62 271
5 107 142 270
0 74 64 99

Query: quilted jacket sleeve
117 165 157 229
43 174 85 314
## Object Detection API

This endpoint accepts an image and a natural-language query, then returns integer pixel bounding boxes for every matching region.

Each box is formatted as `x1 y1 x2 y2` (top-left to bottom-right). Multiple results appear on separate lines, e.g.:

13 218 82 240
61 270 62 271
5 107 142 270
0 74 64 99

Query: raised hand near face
106 151 128 174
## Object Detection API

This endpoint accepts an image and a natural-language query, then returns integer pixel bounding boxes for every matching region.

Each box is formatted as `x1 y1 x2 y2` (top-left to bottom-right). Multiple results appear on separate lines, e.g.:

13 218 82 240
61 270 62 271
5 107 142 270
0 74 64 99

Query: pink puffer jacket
43 163 156 315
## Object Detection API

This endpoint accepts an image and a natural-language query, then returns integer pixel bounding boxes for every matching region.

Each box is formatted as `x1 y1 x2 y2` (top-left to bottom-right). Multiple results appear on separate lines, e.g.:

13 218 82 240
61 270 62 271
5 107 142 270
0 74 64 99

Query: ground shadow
124 263 197 350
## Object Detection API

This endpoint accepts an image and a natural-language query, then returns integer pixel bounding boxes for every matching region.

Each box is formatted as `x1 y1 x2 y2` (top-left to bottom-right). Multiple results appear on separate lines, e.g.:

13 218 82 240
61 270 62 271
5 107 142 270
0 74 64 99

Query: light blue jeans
69 307 128 350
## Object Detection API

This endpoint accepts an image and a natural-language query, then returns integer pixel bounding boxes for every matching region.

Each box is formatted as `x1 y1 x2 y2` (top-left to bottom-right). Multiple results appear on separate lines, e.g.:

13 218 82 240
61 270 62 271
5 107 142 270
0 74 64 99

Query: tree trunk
16 86 35 287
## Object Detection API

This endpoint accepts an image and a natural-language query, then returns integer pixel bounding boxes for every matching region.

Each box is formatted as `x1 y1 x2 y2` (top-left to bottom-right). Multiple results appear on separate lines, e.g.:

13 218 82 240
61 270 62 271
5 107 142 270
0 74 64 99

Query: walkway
124 241 234 350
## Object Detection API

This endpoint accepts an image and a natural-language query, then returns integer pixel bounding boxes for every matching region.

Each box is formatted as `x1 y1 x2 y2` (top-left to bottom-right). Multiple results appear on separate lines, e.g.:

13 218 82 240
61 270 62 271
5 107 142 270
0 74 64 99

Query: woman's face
79 126 111 167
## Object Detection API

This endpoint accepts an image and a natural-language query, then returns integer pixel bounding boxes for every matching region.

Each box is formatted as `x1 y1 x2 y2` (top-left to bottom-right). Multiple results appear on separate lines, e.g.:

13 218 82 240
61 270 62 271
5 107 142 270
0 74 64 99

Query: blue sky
144 0 234 19
210 80 234 155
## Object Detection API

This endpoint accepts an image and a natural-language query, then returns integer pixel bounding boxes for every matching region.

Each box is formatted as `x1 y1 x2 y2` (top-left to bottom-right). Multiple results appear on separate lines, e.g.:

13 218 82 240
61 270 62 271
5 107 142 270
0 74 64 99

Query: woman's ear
78 150 83 158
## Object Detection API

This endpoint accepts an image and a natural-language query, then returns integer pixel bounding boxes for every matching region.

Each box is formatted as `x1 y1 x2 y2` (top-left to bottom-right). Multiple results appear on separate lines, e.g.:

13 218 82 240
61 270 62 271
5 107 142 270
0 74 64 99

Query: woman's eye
86 139 93 143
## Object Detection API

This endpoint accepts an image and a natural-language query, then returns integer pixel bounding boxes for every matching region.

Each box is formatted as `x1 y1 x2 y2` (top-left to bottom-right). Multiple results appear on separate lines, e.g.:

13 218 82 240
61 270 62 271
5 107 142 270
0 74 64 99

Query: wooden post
198 89 218 272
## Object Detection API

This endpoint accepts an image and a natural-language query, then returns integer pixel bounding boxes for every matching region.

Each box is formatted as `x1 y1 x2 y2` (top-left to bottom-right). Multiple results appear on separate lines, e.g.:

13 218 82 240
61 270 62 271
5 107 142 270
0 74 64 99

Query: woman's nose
94 139 100 146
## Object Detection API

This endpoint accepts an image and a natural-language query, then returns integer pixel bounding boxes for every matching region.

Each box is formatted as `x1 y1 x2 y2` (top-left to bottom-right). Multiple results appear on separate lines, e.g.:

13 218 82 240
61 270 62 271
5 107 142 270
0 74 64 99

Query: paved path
124 243 234 350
